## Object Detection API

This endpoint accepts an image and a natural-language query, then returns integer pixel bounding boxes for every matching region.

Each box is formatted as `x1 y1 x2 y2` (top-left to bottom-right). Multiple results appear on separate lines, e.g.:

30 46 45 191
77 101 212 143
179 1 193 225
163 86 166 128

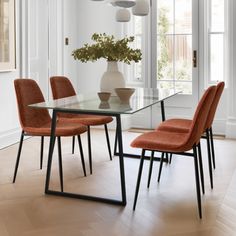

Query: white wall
0 0 124 149
225 0 236 138
198 0 227 135
63 1 132 129
65 1 122 93
0 0 235 149
0 73 20 149
0 0 21 148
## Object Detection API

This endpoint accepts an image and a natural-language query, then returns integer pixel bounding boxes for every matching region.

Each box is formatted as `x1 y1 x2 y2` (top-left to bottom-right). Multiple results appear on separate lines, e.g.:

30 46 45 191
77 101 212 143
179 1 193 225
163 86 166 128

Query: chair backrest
14 79 51 129
183 85 217 150
50 76 76 99
204 81 225 129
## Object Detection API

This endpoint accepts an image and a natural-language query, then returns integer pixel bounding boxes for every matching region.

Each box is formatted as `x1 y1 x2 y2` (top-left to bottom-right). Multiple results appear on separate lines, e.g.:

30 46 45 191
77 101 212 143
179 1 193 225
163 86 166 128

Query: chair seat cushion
131 130 190 152
157 119 192 133
58 113 113 126
24 121 87 137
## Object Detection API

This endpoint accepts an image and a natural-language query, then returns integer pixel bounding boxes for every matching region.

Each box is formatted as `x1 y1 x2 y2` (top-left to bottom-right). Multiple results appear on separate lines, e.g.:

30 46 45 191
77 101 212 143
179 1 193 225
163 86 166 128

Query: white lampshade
114 0 136 8
116 8 131 22
132 0 149 16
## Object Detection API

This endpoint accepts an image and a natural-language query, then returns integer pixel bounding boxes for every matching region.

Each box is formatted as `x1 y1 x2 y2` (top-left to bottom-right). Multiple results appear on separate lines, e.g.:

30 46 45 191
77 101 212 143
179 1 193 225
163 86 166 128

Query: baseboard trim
133 113 227 136
212 119 227 136
0 128 22 150
226 119 236 139
0 116 231 150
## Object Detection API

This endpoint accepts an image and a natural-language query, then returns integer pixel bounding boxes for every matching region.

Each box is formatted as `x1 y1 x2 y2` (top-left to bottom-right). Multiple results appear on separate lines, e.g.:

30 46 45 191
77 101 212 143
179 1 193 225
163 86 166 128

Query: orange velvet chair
155 81 225 189
13 79 88 192
131 85 217 218
50 76 113 174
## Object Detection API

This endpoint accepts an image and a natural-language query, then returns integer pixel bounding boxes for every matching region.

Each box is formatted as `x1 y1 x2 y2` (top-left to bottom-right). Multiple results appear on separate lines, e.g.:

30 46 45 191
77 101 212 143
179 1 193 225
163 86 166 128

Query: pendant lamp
132 0 149 16
114 0 136 8
116 8 131 22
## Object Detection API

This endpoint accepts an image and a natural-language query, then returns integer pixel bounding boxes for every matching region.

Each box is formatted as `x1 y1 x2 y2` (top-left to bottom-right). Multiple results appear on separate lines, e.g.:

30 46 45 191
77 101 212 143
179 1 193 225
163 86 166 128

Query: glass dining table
30 88 180 206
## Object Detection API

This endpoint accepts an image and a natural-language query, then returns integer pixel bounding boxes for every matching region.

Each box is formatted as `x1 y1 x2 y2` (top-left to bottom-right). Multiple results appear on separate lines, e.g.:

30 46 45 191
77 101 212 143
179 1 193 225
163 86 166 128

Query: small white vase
100 61 125 95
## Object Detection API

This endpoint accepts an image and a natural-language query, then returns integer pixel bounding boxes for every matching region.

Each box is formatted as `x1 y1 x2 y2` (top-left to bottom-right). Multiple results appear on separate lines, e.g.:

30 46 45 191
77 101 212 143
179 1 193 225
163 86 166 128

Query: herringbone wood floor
0 129 236 236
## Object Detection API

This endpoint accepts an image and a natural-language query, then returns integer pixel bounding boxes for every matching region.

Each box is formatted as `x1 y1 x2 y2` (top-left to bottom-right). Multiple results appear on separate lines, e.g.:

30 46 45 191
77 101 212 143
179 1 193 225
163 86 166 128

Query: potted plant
72 33 142 94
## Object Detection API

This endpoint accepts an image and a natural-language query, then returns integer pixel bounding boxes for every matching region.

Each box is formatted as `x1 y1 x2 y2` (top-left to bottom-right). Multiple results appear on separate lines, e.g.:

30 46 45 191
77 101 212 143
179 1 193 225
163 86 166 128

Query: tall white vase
100 61 125 95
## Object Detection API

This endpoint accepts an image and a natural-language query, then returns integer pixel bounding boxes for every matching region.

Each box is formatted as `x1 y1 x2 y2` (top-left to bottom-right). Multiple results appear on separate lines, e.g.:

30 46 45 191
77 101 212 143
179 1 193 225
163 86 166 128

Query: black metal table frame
44 100 167 206
45 109 127 206
113 100 167 161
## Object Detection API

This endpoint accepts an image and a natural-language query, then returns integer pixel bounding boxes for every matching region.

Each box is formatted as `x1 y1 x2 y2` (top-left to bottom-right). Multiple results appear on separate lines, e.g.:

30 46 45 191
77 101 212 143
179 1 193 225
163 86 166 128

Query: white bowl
115 88 135 103
97 92 111 102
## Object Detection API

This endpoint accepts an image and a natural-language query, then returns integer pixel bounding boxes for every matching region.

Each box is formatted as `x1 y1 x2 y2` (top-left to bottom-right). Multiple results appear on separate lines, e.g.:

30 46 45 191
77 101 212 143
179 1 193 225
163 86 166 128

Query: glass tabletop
30 88 180 115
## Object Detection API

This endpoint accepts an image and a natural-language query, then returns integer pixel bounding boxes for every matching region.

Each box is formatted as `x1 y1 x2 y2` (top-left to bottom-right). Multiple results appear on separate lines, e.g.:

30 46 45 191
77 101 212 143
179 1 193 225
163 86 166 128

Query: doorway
131 0 199 129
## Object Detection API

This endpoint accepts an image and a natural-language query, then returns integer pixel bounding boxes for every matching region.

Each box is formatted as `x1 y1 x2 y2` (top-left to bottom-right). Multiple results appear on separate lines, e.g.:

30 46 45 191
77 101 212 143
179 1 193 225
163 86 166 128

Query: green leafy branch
72 33 142 64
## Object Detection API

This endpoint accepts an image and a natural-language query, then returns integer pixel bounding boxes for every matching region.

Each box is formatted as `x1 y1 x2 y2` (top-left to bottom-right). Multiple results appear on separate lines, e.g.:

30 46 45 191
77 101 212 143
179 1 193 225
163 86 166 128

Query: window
133 16 143 81
128 0 226 91
157 0 193 94
206 0 225 83
126 15 145 84
128 0 195 94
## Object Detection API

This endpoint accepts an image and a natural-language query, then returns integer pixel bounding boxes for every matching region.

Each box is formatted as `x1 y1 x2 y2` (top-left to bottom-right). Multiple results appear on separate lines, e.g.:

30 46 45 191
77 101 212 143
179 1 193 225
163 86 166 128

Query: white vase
100 61 125 95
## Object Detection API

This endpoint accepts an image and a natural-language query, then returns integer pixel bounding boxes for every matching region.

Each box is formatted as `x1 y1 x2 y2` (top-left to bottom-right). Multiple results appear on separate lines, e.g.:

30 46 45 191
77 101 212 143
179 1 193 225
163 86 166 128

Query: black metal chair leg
169 153 173 164
206 129 213 189
13 131 25 183
193 145 202 219
197 142 205 195
87 126 92 174
157 152 165 183
57 137 64 192
147 151 155 188
40 136 44 169
165 152 169 163
72 136 75 154
77 135 86 176
104 124 112 160
133 149 146 211
209 127 216 169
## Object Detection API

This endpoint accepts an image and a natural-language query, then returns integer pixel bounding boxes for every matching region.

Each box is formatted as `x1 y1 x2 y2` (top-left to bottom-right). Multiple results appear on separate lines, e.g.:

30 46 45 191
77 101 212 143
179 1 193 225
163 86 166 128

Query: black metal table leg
45 110 57 193
116 115 127 205
113 124 118 156
161 100 169 163
104 124 112 160
57 136 64 192
160 100 166 121
87 126 92 174
113 100 168 163
40 136 44 169
45 111 127 206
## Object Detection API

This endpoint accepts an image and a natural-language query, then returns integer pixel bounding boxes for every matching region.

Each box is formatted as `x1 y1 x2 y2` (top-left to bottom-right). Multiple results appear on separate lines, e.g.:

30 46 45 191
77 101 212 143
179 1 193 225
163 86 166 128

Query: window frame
204 0 227 86
123 13 151 88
